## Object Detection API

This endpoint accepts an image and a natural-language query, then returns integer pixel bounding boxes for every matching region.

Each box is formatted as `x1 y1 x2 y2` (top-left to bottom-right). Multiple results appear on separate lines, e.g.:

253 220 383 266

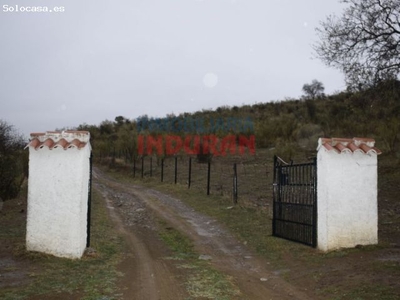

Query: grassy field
1 147 398 299
158 220 241 299
0 185 125 300
101 149 400 300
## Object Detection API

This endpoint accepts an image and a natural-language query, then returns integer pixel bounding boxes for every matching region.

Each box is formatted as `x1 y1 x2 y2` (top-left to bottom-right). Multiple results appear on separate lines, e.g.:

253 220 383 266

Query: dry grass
0 187 125 300
101 150 400 300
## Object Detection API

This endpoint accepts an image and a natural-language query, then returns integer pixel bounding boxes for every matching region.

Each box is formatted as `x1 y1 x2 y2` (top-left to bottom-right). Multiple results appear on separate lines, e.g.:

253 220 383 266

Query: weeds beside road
102 151 400 300
0 184 124 300
1 151 399 299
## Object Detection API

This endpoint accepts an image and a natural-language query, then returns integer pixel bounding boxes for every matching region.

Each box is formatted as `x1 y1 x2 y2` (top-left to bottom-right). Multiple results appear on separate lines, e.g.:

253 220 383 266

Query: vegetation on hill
0 120 27 201
77 79 400 161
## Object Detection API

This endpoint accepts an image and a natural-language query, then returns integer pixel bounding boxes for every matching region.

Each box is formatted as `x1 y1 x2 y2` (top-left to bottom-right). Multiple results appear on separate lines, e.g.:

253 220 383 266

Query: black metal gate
272 155 317 247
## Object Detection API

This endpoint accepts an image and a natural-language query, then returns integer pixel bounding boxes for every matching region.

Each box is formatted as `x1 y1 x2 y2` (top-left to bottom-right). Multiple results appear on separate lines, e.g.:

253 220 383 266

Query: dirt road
93 167 312 300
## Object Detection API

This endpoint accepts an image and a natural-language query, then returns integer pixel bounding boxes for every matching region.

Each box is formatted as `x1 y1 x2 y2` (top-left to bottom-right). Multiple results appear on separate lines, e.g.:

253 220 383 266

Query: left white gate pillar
26 131 91 259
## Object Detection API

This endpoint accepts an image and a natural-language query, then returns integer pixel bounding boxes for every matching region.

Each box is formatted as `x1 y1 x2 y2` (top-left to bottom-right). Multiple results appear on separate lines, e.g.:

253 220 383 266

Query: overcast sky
1 0 347 137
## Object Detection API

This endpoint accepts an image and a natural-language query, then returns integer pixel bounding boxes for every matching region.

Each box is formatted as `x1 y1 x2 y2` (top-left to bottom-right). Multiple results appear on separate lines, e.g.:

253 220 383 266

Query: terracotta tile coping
318 137 382 155
26 131 90 151
27 138 88 150
30 130 90 137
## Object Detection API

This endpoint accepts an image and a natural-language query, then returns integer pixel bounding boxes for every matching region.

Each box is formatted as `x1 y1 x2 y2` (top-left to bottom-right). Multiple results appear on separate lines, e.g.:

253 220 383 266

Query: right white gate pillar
317 138 381 251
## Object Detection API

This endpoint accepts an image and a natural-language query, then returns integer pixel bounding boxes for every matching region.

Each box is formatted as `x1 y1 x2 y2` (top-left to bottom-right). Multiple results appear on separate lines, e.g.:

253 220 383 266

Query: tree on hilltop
314 0 400 90
302 79 325 99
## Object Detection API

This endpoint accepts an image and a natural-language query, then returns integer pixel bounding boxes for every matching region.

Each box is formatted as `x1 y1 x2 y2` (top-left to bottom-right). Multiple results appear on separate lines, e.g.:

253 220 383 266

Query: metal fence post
133 156 136 178
207 160 211 195
86 153 93 248
272 155 277 237
141 156 144 178
150 157 153 177
188 157 192 188
312 156 318 248
233 163 238 204
174 156 178 184
161 158 164 182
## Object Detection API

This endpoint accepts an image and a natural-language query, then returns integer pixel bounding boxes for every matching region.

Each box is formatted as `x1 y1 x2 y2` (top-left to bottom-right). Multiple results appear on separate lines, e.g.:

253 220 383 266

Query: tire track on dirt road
93 170 189 300
94 167 313 300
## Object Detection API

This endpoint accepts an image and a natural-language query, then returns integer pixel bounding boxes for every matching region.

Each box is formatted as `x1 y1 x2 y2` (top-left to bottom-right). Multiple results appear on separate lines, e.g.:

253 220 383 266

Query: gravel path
93 167 312 300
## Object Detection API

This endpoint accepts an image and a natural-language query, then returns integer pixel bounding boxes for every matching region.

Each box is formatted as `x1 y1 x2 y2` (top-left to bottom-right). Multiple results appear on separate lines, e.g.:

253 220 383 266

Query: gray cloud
0 0 345 137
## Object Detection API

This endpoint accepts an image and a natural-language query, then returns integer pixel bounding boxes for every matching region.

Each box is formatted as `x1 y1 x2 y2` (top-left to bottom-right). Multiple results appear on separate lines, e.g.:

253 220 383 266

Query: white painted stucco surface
317 147 378 251
26 132 91 259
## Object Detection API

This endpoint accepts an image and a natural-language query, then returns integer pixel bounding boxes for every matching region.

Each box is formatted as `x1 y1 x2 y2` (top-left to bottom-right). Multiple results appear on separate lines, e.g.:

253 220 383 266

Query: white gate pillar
26 131 91 259
317 138 381 251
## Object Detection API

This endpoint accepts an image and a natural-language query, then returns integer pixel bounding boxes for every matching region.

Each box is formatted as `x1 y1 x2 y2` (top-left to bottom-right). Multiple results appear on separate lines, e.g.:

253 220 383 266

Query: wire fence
99 150 275 209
